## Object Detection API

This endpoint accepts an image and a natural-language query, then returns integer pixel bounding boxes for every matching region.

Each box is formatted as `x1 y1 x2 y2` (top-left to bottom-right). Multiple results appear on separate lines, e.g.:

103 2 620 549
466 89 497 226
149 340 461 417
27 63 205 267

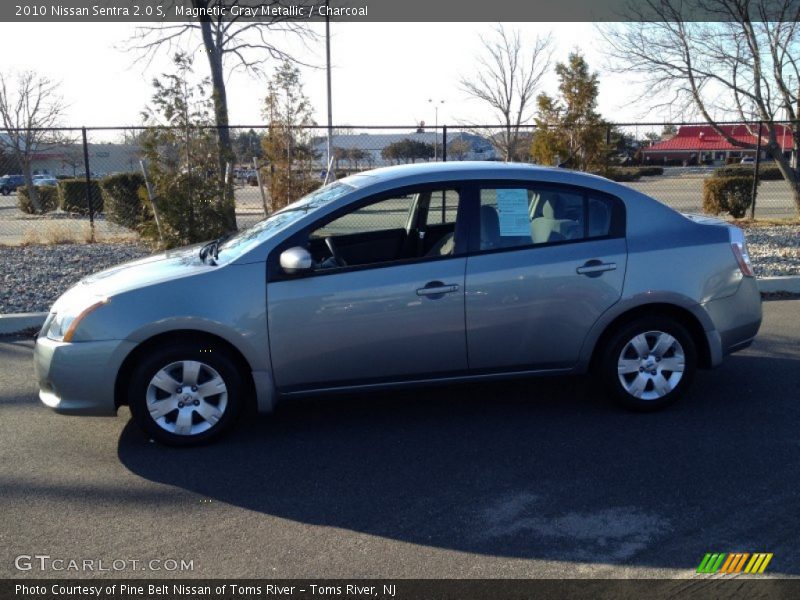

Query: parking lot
0 299 798 580
627 177 798 219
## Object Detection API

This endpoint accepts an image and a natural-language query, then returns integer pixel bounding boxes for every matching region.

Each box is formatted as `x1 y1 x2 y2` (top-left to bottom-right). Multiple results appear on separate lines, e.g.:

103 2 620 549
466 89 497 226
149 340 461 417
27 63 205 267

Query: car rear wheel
601 316 696 411
127 343 243 446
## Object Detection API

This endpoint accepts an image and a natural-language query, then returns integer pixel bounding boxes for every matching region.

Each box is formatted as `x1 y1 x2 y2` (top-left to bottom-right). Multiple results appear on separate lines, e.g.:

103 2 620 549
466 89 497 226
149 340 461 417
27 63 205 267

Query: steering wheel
324 236 347 267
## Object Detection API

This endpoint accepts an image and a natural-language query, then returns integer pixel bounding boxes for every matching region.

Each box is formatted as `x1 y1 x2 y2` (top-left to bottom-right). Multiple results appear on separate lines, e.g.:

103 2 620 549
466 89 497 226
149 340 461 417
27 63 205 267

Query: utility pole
324 2 334 184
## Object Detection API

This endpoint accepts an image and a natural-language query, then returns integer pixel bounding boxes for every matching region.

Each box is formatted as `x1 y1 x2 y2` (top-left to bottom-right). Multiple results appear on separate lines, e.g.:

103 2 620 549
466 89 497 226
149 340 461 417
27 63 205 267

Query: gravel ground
0 243 152 313
0 224 797 313
739 224 800 277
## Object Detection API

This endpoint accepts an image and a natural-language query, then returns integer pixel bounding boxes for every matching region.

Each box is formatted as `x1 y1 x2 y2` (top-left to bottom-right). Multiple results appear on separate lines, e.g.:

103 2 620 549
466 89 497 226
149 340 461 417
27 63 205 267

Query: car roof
340 161 611 191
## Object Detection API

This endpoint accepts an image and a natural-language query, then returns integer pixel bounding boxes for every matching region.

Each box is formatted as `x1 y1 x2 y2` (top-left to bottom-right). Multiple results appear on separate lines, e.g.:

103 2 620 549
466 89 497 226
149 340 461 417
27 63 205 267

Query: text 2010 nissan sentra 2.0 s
34 163 762 445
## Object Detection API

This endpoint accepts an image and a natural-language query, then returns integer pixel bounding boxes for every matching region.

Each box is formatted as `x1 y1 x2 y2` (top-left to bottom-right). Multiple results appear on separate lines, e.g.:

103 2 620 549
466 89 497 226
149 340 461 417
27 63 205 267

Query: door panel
465 238 626 371
268 258 467 391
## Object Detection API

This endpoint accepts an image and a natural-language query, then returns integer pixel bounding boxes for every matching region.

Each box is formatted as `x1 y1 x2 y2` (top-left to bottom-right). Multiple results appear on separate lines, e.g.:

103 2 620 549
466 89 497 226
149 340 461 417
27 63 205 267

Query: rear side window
478 185 624 251
588 195 613 238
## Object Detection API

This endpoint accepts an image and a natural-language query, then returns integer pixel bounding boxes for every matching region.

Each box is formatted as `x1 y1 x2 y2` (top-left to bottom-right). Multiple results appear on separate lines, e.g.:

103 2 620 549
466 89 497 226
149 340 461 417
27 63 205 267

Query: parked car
0 174 25 195
33 176 58 187
34 162 762 445
740 156 755 165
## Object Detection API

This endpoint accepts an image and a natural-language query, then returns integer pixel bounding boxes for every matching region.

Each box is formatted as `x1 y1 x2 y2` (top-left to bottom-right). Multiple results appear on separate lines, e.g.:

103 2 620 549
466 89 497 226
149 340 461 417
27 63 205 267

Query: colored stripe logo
697 553 773 574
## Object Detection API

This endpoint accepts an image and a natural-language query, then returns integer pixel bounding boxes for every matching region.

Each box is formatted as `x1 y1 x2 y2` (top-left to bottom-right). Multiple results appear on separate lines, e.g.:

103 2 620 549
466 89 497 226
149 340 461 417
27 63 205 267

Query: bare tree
448 137 471 161
128 1 319 229
0 72 68 212
602 0 800 213
460 25 553 161
61 147 85 178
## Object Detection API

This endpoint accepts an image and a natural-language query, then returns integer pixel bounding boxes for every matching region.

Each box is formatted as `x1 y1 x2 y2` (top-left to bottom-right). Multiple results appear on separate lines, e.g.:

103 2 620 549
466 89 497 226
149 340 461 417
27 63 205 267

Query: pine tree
140 52 232 247
261 61 319 210
531 52 608 171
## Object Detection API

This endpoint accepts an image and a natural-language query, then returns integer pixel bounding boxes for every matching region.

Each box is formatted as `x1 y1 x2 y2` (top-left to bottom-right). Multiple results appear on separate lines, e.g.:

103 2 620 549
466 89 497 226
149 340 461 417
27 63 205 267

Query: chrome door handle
576 261 617 276
416 281 460 296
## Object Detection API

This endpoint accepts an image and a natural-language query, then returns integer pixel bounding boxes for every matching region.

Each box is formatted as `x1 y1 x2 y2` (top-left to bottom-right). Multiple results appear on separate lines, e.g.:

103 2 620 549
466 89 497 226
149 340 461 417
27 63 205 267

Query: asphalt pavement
1 300 799 580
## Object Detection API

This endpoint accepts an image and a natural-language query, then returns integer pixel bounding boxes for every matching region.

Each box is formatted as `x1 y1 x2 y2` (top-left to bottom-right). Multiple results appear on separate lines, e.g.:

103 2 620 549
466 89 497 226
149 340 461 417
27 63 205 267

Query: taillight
729 227 754 277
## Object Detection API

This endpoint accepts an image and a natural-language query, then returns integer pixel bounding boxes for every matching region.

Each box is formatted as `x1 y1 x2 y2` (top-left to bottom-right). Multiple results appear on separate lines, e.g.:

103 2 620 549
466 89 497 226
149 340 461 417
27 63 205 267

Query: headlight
46 298 109 342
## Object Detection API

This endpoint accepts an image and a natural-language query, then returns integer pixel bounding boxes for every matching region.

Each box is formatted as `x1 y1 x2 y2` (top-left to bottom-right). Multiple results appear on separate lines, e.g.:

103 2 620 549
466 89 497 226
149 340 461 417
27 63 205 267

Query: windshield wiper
199 234 230 264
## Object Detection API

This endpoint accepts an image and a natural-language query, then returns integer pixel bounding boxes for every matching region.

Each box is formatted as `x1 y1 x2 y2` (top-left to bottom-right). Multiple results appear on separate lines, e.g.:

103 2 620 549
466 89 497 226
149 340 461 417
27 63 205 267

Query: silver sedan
34 163 762 445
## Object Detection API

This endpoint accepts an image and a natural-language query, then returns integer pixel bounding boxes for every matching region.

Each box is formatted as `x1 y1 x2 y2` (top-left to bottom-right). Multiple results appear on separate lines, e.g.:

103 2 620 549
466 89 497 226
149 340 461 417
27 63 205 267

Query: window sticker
496 188 531 236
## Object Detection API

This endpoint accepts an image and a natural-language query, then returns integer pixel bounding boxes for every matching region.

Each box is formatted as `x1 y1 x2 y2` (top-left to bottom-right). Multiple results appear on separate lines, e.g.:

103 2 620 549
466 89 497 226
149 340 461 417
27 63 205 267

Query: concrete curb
757 276 800 294
0 276 798 336
0 312 47 336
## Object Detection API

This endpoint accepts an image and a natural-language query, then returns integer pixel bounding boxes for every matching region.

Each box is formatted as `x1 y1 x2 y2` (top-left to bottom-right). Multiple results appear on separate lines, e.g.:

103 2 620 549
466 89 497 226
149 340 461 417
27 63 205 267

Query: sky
0 22 676 137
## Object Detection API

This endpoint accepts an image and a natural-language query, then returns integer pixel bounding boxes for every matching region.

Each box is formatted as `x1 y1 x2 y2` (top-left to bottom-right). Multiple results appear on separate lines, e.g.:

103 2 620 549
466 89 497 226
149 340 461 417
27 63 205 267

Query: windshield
216 181 355 261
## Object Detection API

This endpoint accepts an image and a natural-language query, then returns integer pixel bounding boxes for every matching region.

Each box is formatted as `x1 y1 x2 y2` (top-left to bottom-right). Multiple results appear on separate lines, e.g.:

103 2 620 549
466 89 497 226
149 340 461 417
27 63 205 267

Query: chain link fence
0 122 798 247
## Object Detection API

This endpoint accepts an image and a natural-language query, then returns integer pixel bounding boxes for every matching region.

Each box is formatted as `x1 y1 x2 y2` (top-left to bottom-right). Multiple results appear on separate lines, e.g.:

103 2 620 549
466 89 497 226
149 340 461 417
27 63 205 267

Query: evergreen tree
140 52 233 247
261 61 319 211
531 52 608 171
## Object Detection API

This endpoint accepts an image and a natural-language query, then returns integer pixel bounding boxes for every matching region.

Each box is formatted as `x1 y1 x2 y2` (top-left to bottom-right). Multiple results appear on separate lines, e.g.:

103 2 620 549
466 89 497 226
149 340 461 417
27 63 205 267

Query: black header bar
3 0 798 23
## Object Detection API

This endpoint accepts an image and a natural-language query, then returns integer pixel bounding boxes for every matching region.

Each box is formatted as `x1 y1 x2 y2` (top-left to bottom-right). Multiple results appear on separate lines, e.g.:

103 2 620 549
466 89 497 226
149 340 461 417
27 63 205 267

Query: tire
1 187 9 196
600 316 697 411
127 342 244 446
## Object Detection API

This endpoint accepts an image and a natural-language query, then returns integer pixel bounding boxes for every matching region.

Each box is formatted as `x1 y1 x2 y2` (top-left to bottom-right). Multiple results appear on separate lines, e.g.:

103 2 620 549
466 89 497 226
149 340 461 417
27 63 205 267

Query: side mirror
280 246 313 275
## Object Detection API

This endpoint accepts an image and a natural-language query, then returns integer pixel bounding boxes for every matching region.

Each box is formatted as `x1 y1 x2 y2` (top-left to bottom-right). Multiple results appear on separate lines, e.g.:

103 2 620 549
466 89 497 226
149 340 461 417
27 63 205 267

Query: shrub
703 175 755 219
597 167 664 181
602 168 641 182
713 164 784 181
714 166 745 178
140 172 230 248
100 173 146 229
17 185 59 214
758 165 785 180
758 164 783 181
57 178 103 214
637 166 664 177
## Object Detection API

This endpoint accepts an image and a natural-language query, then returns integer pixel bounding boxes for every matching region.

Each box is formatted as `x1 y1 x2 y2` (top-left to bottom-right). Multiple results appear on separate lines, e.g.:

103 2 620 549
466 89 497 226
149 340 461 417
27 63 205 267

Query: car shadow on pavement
118 352 800 574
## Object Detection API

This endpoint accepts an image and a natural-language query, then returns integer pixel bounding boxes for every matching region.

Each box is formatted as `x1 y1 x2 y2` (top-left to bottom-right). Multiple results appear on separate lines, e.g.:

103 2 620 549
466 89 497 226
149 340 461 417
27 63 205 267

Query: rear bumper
34 336 136 416
702 277 762 365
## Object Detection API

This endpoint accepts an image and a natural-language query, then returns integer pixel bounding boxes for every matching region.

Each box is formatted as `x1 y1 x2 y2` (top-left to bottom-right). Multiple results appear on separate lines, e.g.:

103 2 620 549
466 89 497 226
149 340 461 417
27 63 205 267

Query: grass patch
727 217 800 228
16 222 140 246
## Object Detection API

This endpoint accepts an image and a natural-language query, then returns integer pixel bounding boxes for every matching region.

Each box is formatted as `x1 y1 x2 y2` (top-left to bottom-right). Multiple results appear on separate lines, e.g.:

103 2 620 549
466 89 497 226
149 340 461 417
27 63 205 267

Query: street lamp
428 99 445 160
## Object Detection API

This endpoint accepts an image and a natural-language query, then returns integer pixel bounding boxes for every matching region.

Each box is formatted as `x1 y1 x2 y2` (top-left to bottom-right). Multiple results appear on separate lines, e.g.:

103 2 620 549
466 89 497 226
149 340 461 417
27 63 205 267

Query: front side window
478 185 620 251
218 181 354 261
312 194 415 239
307 187 461 271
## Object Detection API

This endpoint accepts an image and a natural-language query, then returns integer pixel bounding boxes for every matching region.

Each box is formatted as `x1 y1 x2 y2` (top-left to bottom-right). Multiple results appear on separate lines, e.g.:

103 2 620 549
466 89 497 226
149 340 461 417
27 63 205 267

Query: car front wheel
127 343 243 446
601 316 697 411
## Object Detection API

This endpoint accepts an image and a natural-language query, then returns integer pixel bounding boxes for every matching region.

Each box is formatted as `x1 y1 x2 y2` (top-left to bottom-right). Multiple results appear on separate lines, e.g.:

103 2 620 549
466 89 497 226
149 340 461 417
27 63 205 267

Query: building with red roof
641 124 794 165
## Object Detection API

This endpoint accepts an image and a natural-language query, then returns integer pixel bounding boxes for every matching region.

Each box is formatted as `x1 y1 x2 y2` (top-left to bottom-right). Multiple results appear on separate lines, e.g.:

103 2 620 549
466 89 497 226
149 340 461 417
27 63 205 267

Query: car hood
54 244 216 310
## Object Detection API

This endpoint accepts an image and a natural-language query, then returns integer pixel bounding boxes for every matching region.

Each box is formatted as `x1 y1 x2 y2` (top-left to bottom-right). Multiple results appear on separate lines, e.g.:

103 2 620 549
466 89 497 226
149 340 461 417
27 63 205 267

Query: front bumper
34 335 136 416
